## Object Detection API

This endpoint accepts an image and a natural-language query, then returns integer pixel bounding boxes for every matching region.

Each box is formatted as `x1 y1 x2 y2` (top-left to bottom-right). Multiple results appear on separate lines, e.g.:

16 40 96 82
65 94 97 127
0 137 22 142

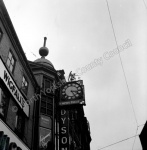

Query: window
43 78 53 94
21 76 28 95
44 79 52 90
6 50 16 73
40 96 53 116
0 28 3 42
0 87 9 120
15 110 25 137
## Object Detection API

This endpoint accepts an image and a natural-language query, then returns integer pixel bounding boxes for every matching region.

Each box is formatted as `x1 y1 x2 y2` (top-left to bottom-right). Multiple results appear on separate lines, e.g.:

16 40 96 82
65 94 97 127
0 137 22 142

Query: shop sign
0 57 29 117
0 120 30 150
40 115 52 129
39 127 52 148
59 109 69 150
59 99 85 106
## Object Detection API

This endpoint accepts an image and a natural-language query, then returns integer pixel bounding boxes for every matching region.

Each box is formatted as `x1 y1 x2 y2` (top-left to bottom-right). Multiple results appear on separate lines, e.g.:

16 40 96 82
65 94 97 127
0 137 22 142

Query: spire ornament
39 37 49 58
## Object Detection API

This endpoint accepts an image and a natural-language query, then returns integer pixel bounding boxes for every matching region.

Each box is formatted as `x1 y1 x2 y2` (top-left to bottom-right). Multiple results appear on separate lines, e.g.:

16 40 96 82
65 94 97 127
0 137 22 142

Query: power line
97 124 144 150
143 0 147 10
97 135 138 150
105 0 138 126
131 129 138 150
97 1 145 150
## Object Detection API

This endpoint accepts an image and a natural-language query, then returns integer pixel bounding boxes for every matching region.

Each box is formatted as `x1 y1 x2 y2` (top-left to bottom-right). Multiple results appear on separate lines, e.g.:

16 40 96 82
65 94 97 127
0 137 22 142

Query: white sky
3 0 147 149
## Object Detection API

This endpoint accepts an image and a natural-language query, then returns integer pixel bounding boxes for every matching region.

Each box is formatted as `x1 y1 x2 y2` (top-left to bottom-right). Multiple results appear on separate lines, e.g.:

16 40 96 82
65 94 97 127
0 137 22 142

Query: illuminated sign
0 57 29 117
59 109 69 150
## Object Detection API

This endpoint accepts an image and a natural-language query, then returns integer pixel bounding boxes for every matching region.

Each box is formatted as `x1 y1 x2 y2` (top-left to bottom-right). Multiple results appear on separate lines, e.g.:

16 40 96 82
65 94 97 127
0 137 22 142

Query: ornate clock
61 82 83 100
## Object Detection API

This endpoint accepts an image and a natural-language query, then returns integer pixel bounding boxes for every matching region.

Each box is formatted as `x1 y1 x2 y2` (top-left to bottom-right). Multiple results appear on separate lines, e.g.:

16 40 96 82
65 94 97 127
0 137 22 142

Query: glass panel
41 101 46 107
25 81 28 87
21 81 24 87
45 80 51 89
8 52 12 59
22 77 24 83
47 109 52 116
17 115 22 132
0 89 1 103
47 98 53 104
21 77 28 95
47 103 52 110
0 31 2 38
0 88 9 118
10 65 13 72
11 58 14 65
6 59 10 67
41 107 46 114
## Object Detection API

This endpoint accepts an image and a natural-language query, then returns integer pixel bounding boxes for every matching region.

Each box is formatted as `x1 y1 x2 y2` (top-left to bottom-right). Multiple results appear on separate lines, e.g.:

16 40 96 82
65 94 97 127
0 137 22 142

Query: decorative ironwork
68 71 77 82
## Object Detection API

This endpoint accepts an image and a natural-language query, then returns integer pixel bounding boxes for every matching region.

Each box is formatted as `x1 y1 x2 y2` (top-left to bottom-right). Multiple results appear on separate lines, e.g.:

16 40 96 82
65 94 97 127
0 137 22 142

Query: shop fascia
0 57 29 117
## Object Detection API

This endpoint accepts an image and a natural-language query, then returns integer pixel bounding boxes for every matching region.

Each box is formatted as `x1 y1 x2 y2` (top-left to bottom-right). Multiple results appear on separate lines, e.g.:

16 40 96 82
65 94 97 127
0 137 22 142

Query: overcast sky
3 0 147 149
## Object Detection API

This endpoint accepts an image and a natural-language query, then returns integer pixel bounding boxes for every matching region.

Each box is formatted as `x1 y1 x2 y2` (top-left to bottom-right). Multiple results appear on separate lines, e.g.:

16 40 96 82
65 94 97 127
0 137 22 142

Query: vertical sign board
59 109 69 150
39 127 52 148
39 115 52 148
40 115 52 129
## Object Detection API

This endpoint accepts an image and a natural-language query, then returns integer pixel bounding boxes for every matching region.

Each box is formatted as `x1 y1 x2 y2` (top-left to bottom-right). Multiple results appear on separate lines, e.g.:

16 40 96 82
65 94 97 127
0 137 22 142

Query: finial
39 37 49 57
43 37 47 47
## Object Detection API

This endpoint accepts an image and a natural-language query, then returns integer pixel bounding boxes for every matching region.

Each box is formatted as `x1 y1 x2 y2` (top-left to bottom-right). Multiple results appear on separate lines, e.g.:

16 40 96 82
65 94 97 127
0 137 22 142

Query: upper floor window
44 79 52 89
40 96 53 116
0 87 9 120
43 78 53 94
0 28 3 42
15 110 25 138
21 76 28 95
6 50 16 73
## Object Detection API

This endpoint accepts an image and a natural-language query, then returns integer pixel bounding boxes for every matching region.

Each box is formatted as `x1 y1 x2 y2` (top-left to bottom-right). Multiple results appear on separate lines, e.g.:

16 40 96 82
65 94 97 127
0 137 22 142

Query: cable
97 135 137 150
105 0 138 126
131 128 138 150
97 124 142 150
97 120 145 149
143 0 147 10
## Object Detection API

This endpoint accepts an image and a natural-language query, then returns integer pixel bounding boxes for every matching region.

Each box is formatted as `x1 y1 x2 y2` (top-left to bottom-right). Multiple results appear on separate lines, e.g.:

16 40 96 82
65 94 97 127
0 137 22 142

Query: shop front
0 57 29 117
0 120 29 150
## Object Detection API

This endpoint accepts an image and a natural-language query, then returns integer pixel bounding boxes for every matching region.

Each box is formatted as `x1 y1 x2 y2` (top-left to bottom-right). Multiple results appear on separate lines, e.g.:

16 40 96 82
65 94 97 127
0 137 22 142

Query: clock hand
71 90 77 92
71 90 77 96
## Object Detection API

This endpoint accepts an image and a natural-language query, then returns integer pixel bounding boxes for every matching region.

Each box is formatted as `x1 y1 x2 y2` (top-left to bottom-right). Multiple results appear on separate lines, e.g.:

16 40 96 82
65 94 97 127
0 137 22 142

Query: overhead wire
97 135 138 150
105 0 138 126
131 128 138 150
101 0 142 149
143 0 147 10
97 123 145 150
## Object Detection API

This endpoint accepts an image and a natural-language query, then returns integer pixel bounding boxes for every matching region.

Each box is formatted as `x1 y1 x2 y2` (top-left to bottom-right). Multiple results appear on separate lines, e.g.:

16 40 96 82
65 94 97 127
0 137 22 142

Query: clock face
61 82 83 100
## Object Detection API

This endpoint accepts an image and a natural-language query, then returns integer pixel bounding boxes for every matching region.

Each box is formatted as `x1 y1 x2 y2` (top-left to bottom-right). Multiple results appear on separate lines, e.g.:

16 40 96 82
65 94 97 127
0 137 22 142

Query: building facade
29 40 91 150
28 39 62 150
0 1 91 150
0 0 38 150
